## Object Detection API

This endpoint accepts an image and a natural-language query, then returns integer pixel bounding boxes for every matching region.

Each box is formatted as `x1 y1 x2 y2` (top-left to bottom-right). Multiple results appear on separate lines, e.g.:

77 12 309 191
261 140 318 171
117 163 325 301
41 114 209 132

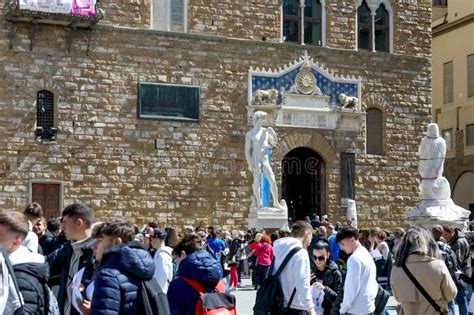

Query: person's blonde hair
394 226 440 266
254 233 263 242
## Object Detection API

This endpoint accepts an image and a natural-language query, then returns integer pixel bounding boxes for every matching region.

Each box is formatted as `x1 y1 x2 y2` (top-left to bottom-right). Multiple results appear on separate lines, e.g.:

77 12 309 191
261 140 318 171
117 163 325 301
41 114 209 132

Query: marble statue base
247 207 289 231
406 198 470 231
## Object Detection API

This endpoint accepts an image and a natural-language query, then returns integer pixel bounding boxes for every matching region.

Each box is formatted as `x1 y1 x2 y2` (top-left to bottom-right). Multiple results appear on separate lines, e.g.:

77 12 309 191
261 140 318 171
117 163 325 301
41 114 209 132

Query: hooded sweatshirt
90 243 155 315
167 250 223 315
272 237 314 311
7 245 50 314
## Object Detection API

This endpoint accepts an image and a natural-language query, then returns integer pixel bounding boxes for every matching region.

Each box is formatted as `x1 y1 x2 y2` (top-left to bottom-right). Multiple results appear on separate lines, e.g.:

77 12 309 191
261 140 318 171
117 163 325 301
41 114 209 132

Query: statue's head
252 111 267 126
427 123 440 138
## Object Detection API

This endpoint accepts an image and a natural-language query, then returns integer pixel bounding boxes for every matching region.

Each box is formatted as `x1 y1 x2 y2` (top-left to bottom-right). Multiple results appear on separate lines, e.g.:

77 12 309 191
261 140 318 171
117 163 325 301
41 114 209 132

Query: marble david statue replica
407 123 470 230
245 111 288 229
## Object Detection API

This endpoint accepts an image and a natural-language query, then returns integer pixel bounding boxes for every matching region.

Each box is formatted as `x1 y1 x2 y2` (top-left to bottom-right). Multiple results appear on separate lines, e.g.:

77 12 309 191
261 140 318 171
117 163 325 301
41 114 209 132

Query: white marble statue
419 123 446 179
418 123 451 200
245 111 287 211
346 199 358 228
407 123 470 230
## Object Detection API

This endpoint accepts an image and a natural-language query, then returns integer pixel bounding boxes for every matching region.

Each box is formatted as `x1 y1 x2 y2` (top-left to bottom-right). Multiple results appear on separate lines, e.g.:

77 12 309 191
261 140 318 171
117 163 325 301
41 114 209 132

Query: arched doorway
282 147 325 221
453 171 474 221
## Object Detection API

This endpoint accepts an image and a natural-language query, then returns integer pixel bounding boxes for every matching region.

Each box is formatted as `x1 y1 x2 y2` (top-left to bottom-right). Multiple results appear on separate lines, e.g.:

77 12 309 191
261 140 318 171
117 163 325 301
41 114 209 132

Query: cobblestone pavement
233 278 400 315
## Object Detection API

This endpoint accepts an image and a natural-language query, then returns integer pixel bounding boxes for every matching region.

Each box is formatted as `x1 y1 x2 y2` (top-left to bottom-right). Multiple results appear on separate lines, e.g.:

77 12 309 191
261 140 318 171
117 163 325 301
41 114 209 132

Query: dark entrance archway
282 147 325 221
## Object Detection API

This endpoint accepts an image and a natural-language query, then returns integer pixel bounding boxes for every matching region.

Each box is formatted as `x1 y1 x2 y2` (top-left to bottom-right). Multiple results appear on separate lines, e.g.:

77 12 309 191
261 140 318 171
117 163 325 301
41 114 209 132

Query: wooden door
32 183 61 219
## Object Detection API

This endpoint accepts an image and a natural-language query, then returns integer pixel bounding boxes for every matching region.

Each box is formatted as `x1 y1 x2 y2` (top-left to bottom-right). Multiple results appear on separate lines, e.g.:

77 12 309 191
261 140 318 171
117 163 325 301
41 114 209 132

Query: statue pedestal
247 207 288 230
406 198 470 231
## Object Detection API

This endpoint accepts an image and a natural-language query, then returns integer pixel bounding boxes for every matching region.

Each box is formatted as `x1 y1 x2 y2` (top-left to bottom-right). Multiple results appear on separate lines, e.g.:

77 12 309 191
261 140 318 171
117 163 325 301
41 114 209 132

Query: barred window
37 90 54 129
467 124 474 147
366 108 384 155
443 61 453 104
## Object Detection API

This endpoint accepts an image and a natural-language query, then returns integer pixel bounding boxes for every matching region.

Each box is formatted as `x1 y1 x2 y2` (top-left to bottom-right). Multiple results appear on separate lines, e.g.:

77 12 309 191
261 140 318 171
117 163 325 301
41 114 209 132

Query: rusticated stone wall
0 0 432 230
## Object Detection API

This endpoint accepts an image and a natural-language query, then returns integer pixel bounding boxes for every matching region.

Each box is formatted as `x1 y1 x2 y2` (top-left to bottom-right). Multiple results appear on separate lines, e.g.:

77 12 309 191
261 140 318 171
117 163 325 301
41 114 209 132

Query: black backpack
136 277 171 315
253 247 302 315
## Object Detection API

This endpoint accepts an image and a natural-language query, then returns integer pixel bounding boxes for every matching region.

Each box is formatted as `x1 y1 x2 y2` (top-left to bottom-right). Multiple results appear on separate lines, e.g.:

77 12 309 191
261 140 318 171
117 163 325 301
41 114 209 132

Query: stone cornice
433 13 474 37
82 23 430 62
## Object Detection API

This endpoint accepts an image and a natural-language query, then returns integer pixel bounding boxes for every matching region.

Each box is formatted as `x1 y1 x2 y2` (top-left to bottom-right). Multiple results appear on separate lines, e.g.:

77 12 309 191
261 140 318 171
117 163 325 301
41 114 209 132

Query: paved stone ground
233 278 399 314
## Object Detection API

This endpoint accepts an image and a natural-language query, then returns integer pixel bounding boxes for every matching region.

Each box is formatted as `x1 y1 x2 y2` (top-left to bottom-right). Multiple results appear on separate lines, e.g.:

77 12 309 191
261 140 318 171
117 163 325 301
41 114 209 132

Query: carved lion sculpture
254 88 278 104
339 93 359 110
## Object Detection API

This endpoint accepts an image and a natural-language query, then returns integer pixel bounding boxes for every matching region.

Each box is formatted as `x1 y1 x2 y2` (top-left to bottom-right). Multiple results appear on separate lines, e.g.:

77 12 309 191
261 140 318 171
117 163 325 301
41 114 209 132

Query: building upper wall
432 0 474 158
446 0 474 22
0 0 432 57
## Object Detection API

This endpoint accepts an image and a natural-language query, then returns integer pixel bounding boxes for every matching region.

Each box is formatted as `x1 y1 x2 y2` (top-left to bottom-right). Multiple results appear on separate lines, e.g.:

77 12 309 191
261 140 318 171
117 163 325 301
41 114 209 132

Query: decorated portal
248 51 363 130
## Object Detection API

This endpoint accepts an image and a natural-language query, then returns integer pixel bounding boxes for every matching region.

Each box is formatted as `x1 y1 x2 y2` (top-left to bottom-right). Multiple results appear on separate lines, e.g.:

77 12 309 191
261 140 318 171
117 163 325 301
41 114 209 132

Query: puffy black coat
14 262 50 315
47 239 95 315
39 230 58 256
312 260 342 315
90 243 155 315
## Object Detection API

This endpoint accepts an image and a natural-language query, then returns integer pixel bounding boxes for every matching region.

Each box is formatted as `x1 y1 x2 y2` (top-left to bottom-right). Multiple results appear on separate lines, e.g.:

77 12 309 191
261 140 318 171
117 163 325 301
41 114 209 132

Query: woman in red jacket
252 234 274 290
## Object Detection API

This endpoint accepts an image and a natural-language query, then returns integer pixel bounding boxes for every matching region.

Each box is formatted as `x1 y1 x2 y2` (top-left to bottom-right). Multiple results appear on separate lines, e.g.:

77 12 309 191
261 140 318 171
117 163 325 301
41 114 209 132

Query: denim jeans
448 300 456 315
456 288 469 315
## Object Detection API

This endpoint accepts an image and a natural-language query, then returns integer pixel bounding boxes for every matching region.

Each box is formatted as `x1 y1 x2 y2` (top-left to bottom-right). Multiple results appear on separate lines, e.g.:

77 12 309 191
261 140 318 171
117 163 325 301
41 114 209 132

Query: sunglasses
313 255 326 262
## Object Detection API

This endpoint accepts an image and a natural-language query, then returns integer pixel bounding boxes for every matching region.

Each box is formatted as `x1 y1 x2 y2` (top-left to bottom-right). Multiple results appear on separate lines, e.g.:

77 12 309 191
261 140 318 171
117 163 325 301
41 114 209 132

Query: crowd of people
0 203 472 315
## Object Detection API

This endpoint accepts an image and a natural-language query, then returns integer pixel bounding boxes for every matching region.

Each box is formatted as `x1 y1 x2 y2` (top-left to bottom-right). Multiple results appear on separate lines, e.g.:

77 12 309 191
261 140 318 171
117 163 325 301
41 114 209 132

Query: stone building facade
432 0 474 219
0 0 432 230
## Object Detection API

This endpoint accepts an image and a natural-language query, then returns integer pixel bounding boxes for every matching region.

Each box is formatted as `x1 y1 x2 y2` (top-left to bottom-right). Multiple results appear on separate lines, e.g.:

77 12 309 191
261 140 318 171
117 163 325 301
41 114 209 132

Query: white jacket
340 245 378 314
272 237 314 311
153 246 174 294
22 221 39 253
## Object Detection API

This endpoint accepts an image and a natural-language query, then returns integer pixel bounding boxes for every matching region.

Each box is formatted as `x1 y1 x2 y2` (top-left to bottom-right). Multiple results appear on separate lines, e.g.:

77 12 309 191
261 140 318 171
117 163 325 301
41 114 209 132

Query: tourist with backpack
78 217 159 314
151 228 174 293
432 225 462 315
443 226 472 315
167 233 236 315
0 211 59 314
254 220 315 315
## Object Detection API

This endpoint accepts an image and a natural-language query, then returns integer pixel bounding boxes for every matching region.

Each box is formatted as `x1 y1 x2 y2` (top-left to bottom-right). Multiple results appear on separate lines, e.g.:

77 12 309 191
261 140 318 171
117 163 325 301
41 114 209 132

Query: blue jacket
167 250 223 315
90 243 155 315
206 237 226 260
328 233 340 262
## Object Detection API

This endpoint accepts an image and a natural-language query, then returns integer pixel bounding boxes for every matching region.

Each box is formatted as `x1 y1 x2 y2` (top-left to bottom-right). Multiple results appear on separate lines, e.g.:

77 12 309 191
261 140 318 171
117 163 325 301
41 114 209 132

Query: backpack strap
273 247 302 278
40 279 50 315
181 277 225 295
181 277 205 295
402 263 443 314
287 288 297 310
